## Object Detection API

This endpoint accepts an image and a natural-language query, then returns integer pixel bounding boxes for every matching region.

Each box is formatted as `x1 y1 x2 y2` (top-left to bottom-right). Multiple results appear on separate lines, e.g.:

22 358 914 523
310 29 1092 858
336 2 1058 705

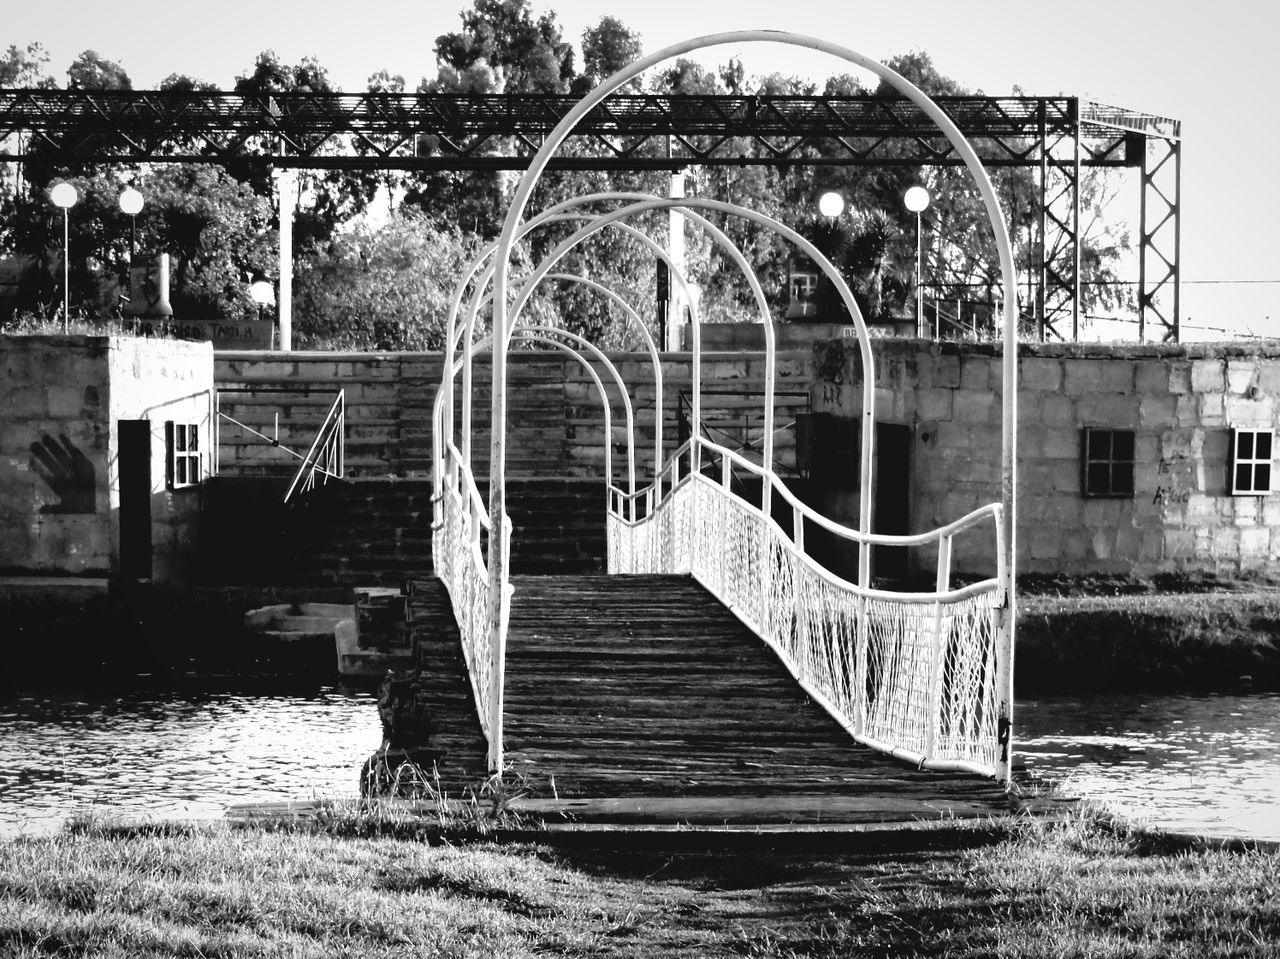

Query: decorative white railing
608 436 1006 777
432 435 504 764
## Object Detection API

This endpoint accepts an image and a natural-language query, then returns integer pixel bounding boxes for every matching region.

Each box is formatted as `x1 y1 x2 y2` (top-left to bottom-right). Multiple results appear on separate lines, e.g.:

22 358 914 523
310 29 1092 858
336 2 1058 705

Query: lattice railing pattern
432 451 494 744
608 446 1004 776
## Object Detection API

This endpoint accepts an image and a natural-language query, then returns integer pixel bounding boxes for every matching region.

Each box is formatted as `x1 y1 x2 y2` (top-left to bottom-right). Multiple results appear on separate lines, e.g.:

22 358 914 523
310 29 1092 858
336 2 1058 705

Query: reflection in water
1016 692 1280 841
0 688 1276 841
0 687 382 837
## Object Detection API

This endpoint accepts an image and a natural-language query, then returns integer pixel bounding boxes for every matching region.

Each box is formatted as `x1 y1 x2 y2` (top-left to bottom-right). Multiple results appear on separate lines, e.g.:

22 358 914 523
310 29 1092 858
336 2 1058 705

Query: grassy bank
1016 577 1280 693
1 807 1276 958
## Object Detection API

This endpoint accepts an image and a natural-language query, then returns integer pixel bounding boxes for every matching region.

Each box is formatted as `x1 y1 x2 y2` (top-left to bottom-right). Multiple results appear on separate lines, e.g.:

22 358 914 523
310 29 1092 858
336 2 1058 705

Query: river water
0 686 1276 841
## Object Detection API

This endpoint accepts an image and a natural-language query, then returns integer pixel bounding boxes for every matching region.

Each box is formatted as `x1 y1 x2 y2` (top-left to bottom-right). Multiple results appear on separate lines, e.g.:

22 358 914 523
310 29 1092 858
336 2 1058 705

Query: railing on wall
607 434 1005 777
677 388 813 479
213 387 345 502
283 390 345 503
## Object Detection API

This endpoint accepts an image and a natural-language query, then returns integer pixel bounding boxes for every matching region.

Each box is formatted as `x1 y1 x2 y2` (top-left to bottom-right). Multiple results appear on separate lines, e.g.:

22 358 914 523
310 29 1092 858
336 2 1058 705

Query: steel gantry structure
0 89 1181 341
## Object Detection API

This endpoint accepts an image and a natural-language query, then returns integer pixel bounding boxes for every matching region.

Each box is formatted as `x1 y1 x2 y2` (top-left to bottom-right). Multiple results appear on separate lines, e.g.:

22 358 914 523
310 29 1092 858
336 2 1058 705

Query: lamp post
49 182 78 332
249 271 275 324
904 185 930 338
818 190 844 220
118 187 143 263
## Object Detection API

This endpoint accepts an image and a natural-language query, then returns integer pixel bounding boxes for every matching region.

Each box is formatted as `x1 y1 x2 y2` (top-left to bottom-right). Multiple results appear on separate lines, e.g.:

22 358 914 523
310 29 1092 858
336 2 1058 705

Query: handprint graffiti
29 433 97 514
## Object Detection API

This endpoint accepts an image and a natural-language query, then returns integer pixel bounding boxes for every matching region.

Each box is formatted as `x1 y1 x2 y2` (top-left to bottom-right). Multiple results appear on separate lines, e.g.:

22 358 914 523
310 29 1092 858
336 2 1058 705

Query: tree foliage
293 211 481 351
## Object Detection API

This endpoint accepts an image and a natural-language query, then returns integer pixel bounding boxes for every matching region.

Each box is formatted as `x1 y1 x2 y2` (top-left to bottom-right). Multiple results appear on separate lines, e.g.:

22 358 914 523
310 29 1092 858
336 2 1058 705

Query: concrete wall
862 339 1280 578
215 350 809 484
107 336 214 583
0 335 212 582
216 333 1280 582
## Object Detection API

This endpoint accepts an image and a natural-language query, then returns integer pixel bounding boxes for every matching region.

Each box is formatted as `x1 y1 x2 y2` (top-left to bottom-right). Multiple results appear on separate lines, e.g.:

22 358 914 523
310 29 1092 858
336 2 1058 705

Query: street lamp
904 185 931 337
118 187 144 263
49 182 78 331
818 190 845 219
249 271 275 320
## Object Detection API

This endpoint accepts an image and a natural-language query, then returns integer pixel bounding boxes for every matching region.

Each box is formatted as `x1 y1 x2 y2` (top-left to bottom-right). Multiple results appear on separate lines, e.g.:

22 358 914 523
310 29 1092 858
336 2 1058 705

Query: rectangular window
1081 428 1135 498
166 421 201 490
1231 428 1273 495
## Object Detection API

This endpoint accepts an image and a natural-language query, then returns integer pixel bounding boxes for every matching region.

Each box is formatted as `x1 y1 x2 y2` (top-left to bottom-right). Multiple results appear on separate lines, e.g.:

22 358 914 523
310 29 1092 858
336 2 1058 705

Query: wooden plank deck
403 574 1018 830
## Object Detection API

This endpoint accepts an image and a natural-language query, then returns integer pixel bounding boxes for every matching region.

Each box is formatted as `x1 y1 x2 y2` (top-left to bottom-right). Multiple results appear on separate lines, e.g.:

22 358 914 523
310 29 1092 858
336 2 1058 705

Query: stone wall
862 339 1280 578
215 335 1280 582
0 335 212 582
215 350 809 484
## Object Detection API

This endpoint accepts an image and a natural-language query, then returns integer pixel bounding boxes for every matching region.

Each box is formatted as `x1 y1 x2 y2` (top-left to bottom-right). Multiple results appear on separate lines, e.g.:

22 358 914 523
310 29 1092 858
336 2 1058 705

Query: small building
0 334 213 584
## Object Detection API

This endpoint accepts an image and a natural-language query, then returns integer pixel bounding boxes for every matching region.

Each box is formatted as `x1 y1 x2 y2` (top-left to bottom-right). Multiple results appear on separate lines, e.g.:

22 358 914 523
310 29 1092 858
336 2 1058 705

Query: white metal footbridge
431 31 1019 791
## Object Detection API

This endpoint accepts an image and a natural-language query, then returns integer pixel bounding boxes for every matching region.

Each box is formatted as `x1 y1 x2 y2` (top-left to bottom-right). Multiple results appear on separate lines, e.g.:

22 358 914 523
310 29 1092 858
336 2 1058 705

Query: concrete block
1041 394 1076 427
1076 393 1140 427
1190 359 1225 393
917 388 953 421
1041 426 1077 460
1211 526 1239 561
1233 496 1264 527
1063 359 1107 396
929 354 961 389
1139 394 1178 428
1019 357 1063 392
1163 528 1196 560
959 356 992 392
953 391 996 425
1225 396 1274 426
1198 393 1226 427
1257 361 1280 395
1227 360 1257 395
1135 361 1170 394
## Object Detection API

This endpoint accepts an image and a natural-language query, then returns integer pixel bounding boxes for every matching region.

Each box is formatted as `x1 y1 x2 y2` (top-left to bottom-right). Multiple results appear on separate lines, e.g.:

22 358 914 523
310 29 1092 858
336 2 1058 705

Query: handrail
615 435 1002 550
283 390 345 503
444 437 492 531
609 468 1001 606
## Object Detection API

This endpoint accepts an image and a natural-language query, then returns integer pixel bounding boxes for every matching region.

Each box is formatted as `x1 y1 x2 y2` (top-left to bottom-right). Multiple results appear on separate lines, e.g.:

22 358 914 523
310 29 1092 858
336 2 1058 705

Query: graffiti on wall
29 433 97 514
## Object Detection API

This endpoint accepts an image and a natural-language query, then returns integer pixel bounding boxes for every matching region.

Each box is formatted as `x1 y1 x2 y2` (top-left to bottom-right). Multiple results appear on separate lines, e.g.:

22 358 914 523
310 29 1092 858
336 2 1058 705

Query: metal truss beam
1139 137 1181 343
0 90 1169 169
0 89 1181 341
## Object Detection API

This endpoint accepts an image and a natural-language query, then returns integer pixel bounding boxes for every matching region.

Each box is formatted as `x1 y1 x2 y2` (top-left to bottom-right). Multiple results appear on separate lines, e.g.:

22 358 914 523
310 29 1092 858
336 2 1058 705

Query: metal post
273 169 295 351
61 208 69 331
915 210 923 338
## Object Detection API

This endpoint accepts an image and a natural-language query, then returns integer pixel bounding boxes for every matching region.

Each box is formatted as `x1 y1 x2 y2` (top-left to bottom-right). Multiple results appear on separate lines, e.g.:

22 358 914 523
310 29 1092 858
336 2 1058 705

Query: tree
575 16 642 94
0 42 56 88
433 0 573 94
66 50 131 90
293 210 481 350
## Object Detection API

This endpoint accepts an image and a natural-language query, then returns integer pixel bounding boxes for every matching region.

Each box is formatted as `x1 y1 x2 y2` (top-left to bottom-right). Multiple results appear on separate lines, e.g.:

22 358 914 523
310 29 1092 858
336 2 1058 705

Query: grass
1 806 1276 958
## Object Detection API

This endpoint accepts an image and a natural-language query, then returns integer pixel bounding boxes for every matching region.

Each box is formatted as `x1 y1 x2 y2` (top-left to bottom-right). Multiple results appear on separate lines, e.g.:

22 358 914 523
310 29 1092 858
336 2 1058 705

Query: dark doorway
873 422 912 582
118 419 152 581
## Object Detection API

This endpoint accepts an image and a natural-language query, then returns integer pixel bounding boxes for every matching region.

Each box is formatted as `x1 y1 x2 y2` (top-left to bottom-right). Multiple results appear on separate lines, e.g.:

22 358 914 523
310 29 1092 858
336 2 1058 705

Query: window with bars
1081 428 1135 498
166 421 201 489
1231 428 1273 495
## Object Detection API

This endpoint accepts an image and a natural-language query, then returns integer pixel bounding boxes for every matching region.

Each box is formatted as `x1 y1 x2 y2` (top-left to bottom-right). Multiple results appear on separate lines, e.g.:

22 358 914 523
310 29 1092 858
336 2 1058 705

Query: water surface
1 687 1276 841
1016 692 1280 841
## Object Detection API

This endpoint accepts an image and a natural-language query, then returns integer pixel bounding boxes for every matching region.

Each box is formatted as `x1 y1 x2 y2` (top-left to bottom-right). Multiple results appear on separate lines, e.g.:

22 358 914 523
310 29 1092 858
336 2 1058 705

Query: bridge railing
432 434 504 764
607 435 1005 777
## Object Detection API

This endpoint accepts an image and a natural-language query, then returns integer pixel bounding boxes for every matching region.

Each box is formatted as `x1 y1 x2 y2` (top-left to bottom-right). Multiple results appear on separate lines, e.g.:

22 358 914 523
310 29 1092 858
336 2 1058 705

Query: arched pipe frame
463 30 1018 783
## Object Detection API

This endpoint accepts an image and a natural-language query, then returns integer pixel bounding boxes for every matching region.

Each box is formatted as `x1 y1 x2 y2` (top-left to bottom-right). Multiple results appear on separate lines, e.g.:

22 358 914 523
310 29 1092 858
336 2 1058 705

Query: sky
9 0 1278 339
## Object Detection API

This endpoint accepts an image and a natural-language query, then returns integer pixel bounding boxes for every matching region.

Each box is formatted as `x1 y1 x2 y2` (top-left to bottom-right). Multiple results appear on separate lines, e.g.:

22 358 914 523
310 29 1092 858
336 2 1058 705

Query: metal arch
487 30 1021 782
501 201 778 489
509 330 631 498
451 211 703 474
544 272 664 486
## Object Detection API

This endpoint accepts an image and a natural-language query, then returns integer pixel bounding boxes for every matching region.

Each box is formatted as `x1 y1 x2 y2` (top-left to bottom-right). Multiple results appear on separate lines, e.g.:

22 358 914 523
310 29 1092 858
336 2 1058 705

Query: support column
667 170 686 352
273 168 297 351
